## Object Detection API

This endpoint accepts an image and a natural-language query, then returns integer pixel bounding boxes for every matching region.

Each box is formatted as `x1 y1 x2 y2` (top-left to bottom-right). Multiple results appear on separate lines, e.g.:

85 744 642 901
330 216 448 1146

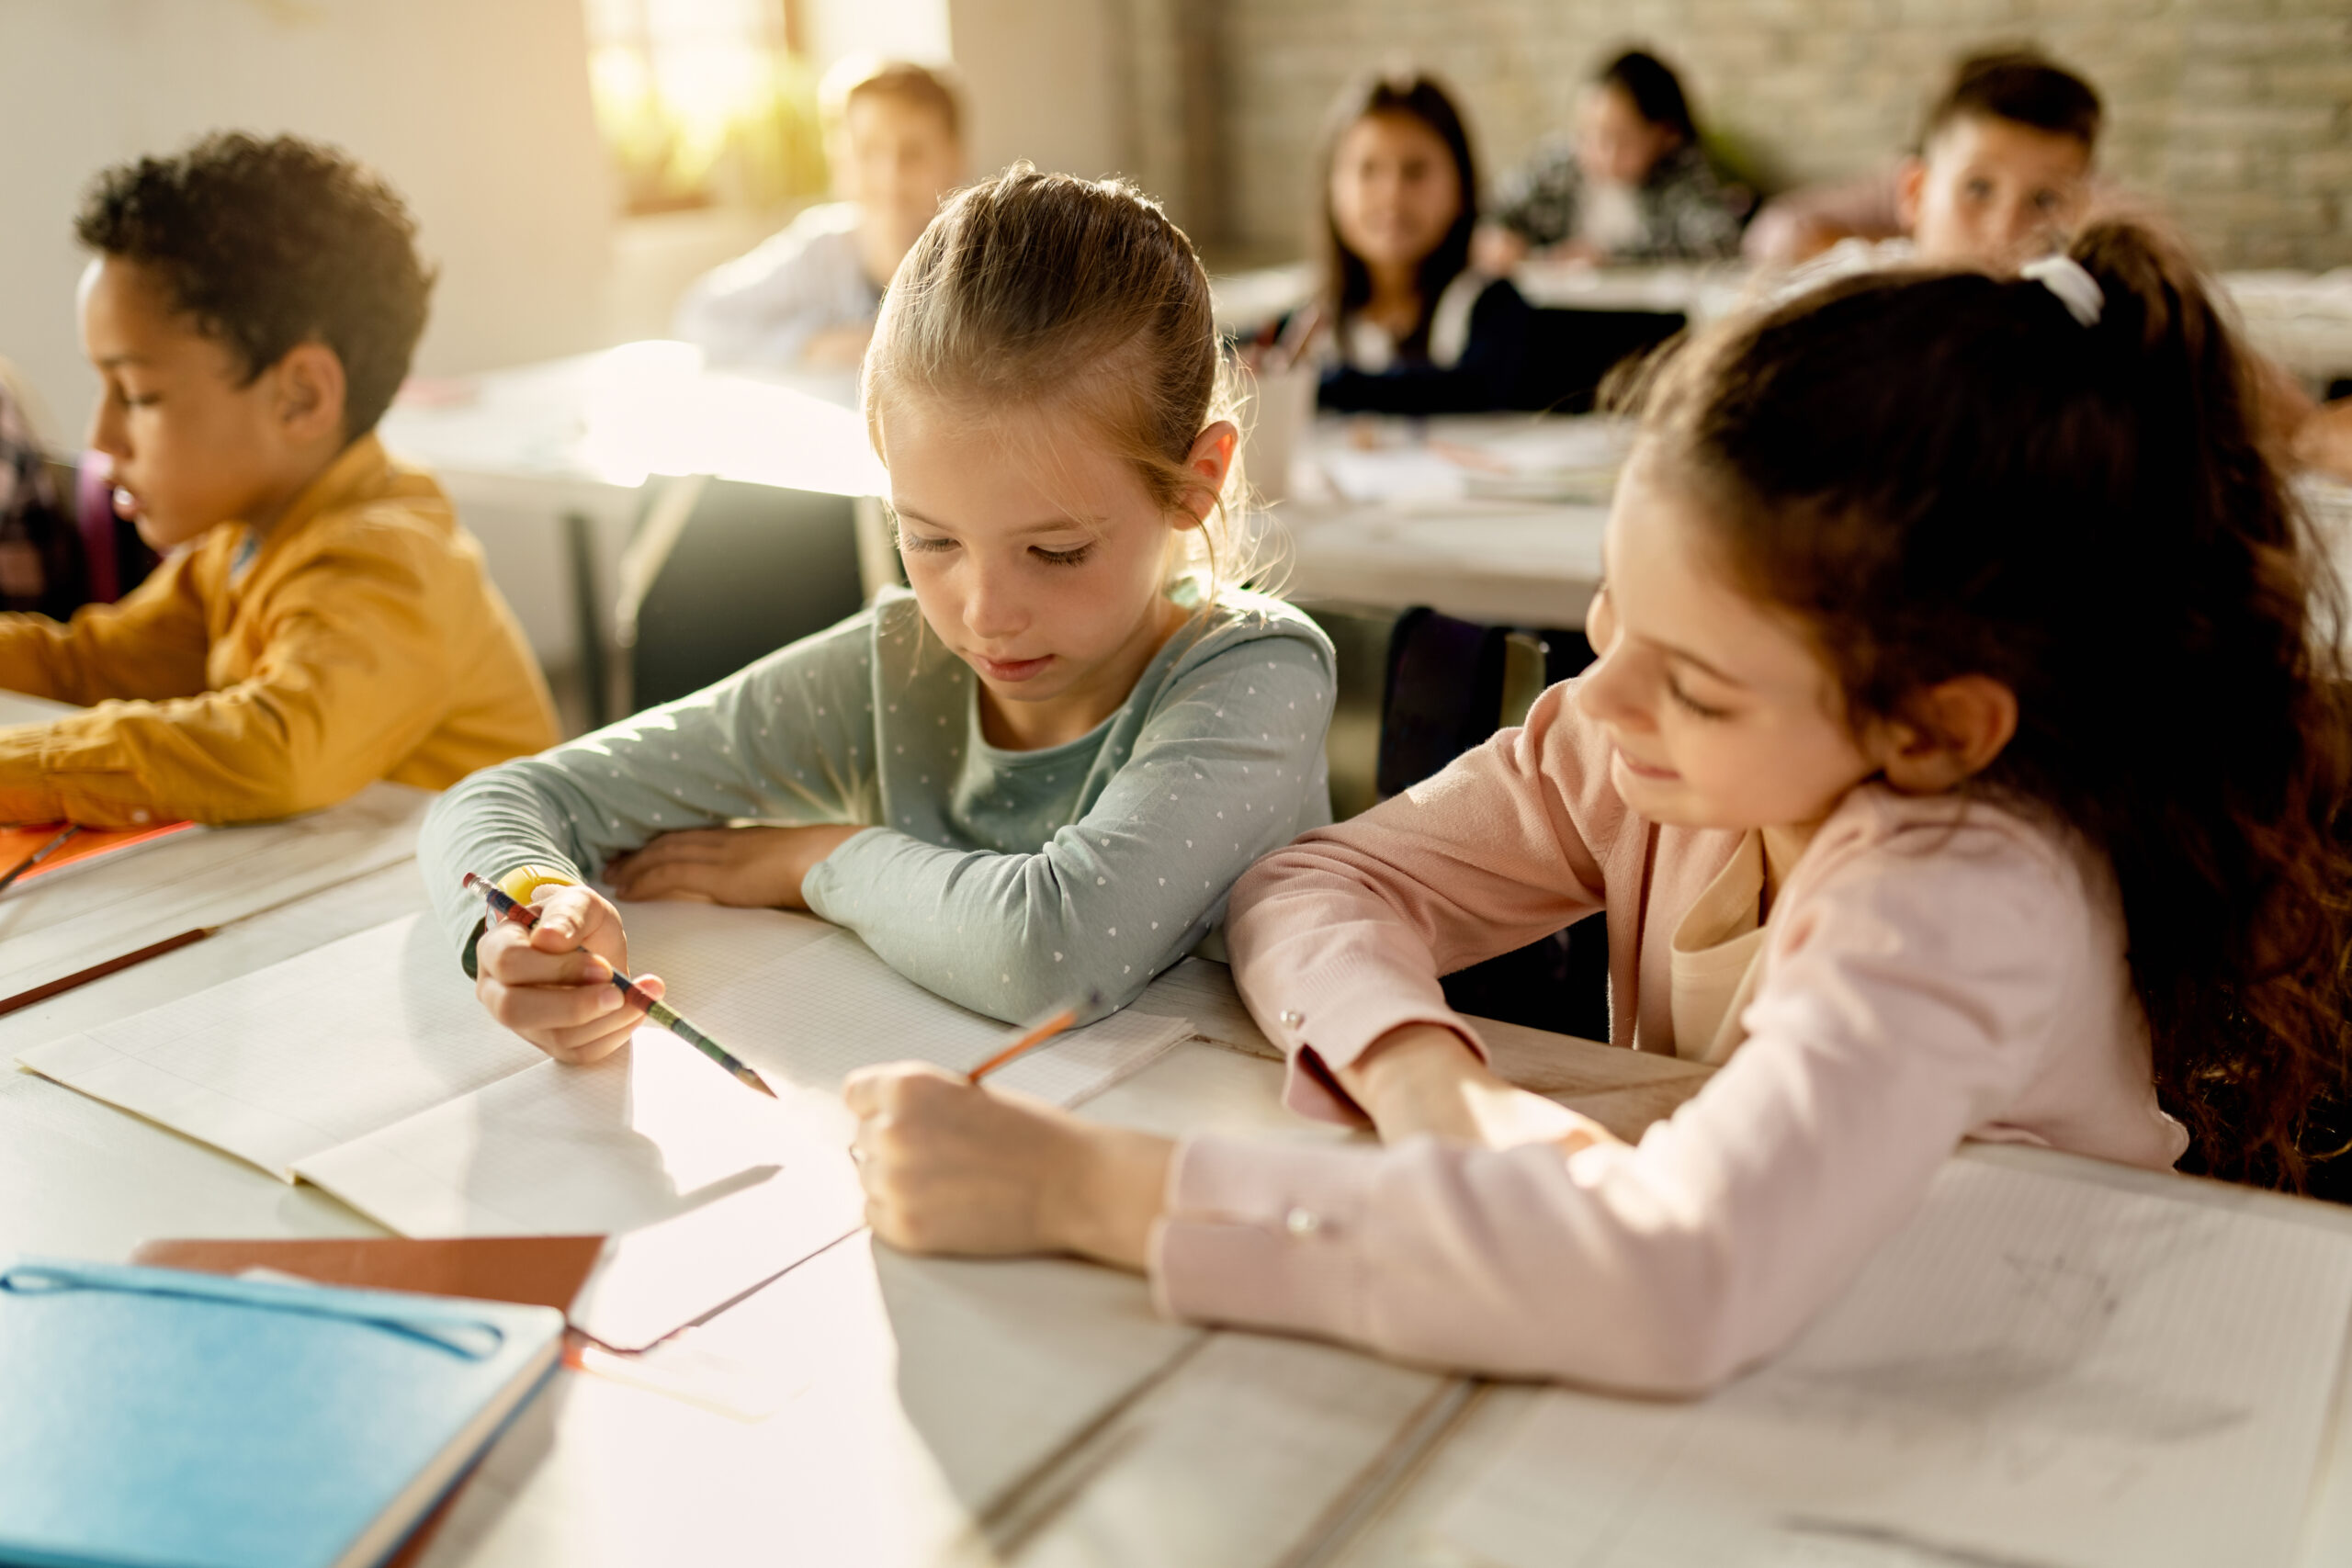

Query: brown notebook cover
129 1235 606 1568
130 1235 606 1314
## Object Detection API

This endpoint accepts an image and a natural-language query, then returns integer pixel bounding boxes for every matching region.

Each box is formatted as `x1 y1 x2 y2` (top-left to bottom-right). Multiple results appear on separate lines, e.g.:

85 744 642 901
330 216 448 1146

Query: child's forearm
1342 1023 1597 1150
1341 1022 1489 1123
1046 1122 1175 1271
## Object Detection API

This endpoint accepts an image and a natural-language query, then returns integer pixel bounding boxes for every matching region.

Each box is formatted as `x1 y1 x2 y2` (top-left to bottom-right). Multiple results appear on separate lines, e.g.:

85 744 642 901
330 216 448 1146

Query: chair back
616 476 865 712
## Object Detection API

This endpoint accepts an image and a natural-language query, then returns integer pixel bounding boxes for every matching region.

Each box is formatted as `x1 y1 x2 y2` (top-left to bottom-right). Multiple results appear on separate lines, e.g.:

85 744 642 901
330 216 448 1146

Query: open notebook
17 903 1191 1242
1429 1155 2352 1568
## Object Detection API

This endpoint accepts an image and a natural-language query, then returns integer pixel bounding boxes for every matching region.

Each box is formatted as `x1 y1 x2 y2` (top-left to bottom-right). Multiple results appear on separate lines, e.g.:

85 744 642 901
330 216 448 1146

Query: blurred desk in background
2223 271 2352 389
380 344 885 729
1278 412 1613 629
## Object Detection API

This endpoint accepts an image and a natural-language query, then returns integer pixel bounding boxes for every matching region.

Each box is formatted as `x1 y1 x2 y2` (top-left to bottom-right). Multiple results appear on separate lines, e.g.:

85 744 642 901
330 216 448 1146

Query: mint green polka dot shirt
422 588 1337 1022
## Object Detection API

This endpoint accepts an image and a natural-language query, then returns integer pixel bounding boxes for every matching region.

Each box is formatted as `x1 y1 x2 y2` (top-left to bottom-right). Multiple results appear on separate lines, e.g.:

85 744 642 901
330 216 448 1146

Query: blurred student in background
673 57 966 371
1295 71 1535 414
1747 48 2100 271
1478 49 1746 270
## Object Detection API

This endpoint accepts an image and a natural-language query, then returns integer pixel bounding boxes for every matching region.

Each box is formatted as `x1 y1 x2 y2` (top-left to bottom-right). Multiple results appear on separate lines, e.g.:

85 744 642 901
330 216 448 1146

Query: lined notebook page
620 902 1192 1105
294 1032 864 1238
17 915 542 1179
293 901 1189 1238
1432 1156 2352 1568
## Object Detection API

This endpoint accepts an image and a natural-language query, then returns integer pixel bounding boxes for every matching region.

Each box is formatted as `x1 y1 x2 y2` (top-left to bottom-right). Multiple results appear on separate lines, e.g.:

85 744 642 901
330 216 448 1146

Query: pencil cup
1241 358 1318 505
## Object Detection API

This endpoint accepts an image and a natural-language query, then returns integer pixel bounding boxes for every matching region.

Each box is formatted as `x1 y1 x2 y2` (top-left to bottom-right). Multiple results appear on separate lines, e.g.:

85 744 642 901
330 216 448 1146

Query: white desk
1323 1145 2352 1568
2224 270 2352 388
13 808 2352 1562
1278 413 1611 627
379 344 888 690
1283 495 1606 628
0 818 1564 1568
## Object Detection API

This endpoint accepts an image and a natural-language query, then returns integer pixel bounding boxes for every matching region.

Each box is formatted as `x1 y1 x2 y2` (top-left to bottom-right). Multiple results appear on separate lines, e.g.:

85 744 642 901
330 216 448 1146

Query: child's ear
1178 420 1239 527
1894 155 1928 234
271 341 347 446
1876 674 2018 795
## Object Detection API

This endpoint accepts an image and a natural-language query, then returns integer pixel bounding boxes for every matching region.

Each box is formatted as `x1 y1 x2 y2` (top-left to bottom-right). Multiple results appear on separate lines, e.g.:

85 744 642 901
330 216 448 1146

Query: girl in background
427 166 1337 1054
844 218 2352 1391
1483 48 1747 268
1297 71 1535 415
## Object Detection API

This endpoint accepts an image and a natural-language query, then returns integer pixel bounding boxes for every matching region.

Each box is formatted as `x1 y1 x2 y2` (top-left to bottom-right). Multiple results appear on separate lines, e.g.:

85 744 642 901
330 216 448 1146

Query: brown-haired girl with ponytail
843 216 2352 1393
428 166 1336 1052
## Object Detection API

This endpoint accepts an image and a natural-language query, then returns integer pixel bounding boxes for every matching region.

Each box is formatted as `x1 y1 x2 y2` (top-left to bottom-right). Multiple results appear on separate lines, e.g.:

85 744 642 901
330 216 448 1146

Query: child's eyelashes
1665 672 1731 721
896 531 1093 568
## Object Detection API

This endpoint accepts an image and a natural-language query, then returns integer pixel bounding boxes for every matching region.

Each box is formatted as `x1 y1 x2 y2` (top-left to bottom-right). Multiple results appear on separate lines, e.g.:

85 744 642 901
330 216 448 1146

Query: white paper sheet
294 981 1193 1239
619 905 1192 1104
1430 1157 2352 1568
27 900 1190 1250
0 781 431 1001
17 914 542 1179
291 1034 850 1237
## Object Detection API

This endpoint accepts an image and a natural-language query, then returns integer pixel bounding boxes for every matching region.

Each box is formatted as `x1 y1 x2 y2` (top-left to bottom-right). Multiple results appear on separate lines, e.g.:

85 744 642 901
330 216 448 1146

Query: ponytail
1627 214 2352 1188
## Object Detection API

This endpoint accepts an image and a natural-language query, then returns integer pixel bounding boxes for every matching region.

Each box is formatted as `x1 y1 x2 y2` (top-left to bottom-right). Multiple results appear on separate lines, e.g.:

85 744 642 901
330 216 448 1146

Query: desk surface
8 779 2351 1565
0 811 1692 1568
380 343 879 497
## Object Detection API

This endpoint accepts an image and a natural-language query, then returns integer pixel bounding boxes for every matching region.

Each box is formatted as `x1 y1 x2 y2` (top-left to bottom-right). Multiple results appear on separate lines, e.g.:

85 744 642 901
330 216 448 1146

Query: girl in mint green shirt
424 166 1337 1059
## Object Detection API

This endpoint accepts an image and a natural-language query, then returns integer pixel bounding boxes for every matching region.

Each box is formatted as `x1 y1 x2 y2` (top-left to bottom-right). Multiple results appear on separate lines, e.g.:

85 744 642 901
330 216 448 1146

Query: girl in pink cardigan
843 217 2352 1393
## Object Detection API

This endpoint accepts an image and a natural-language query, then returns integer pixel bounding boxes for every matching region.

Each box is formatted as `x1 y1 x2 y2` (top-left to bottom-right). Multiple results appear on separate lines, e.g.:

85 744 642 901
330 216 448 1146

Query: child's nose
1572 647 1648 730
85 400 129 464
961 564 1026 640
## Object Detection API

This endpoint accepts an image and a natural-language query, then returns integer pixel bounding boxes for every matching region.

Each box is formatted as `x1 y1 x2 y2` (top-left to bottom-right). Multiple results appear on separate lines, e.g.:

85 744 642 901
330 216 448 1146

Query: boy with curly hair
0 132 557 827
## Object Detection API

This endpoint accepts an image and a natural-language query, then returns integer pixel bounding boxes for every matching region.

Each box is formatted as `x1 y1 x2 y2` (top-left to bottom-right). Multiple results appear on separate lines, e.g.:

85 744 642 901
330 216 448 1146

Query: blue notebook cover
0 1256 566 1568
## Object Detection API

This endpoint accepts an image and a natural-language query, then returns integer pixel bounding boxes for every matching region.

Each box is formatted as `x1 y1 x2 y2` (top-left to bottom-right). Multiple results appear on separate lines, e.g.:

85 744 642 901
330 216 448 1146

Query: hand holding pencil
468 878 650 1066
464 873 775 1097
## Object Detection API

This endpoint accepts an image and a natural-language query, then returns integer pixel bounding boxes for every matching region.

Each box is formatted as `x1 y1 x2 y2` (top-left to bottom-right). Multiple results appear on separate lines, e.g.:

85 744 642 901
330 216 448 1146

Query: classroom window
584 0 828 215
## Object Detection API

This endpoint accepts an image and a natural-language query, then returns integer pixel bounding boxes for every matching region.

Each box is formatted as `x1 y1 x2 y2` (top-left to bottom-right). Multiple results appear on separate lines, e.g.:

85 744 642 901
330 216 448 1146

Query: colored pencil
0 927 214 1018
966 992 1103 1085
0 825 82 897
460 872 777 1099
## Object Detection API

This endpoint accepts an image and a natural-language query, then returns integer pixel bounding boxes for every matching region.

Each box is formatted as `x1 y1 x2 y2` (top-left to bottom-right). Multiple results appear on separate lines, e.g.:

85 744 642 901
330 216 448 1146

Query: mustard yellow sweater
0 435 557 826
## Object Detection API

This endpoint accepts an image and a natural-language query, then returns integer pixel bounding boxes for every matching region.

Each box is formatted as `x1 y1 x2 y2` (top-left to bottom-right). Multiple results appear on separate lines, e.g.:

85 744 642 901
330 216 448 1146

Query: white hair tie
2019 254 2103 328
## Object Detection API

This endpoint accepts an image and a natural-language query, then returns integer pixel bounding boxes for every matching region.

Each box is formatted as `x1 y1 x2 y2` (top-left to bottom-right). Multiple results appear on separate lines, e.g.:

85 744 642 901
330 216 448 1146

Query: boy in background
1748 48 2100 271
677 54 968 373
0 132 557 828
673 57 966 370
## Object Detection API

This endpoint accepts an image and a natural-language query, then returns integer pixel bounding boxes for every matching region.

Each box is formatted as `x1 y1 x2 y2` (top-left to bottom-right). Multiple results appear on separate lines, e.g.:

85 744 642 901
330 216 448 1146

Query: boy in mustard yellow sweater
0 132 557 828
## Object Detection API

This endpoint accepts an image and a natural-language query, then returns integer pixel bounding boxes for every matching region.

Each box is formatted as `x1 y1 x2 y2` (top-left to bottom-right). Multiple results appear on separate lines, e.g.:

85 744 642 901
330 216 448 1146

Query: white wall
805 0 953 75
947 0 1127 185
0 0 615 442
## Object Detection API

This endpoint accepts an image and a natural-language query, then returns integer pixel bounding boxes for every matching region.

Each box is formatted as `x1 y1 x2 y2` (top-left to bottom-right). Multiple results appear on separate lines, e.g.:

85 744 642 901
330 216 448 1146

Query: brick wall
1156 0 2350 271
